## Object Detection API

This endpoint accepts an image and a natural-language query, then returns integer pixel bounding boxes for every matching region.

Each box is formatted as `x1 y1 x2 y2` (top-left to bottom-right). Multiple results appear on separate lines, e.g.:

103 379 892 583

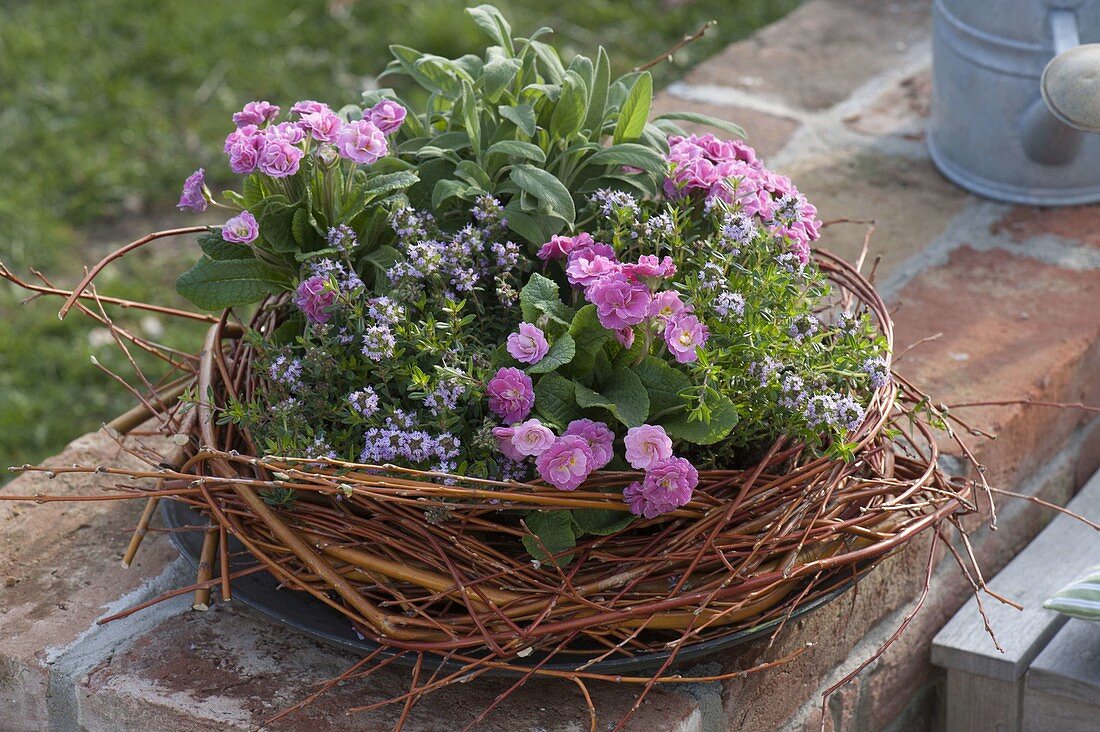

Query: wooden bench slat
931 471 1100 682
1027 619 1100 706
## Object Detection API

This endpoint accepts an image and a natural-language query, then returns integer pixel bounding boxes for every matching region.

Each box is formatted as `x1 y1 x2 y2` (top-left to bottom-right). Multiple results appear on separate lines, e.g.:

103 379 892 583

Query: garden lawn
0 0 798 479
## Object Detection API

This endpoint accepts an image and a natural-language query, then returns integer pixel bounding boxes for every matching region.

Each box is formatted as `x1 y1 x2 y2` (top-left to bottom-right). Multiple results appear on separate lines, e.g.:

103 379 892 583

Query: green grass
0 0 798 477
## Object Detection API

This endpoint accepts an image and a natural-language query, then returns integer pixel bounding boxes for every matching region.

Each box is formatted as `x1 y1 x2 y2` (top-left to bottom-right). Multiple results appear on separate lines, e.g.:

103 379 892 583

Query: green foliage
662 393 739 445
520 272 574 326
522 510 576 567
260 486 298 508
175 257 289 311
533 372 582 429
612 72 653 144
527 332 576 374
573 367 650 428
633 356 692 418
373 10 690 247
570 506 634 536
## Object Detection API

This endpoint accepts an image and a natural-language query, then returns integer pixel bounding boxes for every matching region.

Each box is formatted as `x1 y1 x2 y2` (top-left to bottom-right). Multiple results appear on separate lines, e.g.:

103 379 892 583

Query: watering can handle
1042 45 1100 134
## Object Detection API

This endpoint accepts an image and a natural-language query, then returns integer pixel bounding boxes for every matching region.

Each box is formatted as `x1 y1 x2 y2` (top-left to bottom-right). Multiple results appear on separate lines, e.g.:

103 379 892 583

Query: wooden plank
944 669 1021 732
1027 619 1100 706
1022 689 1100 732
931 470 1100 682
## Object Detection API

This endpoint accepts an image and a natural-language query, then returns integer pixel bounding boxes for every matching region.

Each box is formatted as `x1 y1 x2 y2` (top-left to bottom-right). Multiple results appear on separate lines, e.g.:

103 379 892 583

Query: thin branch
947 399 1100 414
634 20 717 72
58 226 207 320
0 260 217 323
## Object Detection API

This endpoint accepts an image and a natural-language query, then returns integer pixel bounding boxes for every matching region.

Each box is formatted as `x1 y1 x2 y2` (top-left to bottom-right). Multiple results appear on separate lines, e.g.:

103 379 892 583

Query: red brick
991 204 1100 249
681 0 930 112
0 431 177 731
891 247 1100 490
77 602 702 732
843 70 931 140
793 152 968 281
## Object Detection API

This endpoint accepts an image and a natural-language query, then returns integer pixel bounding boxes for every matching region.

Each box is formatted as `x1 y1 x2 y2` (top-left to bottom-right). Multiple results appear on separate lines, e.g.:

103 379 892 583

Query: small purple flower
624 425 673 470
291 100 331 117
492 426 525 461
720 211 756 250
348 387 380 418
425 379 466 416
367 296 403 324
177 168 207 212
614 326 635 349
751 356 782 387
648 291 686 323
622 255 676 281
590 188 640 218
776 252 806 275
225 127 264 174
779 373 809 409
336 119 388 165
222 211 259 244
327 224 358 252
863 356 891 390
507 323 550 365
299 110 342 143
833 395 866 431
361 324 396 361
564 419 615 470
487 367 534 424
537 232 592 261
805 393 865 432
624 456 698 518
258 136 303 178
294 275 336 324
787 313 819 341
714 291 746 318
535 435 595 491
510 419 556 457
664 313 708 364
473 194 504 224
233 101 280 127
585 273 651 331
268 354 303 390
368 100 407 135
566 253 620 288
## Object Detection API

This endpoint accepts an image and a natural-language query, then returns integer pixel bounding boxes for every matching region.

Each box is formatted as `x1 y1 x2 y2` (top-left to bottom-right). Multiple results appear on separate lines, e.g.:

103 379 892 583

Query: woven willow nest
162 248 965 664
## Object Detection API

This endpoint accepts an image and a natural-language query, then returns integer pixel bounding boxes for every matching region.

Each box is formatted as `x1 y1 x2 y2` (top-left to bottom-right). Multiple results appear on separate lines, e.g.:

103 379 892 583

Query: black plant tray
163 498 860 677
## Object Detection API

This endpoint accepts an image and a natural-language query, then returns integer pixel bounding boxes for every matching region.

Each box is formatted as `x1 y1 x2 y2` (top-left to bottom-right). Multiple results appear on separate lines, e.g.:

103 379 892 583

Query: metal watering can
929 0 1100 205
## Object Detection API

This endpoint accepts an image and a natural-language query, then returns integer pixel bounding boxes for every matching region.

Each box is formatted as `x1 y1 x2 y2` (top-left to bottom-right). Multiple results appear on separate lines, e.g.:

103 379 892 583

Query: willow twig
58 226 208 320
634 20 716 72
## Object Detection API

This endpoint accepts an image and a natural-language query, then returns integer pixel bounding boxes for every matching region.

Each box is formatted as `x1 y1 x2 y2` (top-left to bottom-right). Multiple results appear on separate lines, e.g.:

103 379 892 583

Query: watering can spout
1021 10 1100 166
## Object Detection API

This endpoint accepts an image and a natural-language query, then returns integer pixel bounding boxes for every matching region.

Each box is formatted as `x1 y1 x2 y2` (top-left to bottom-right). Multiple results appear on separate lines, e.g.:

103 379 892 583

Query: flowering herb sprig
220 200 530 483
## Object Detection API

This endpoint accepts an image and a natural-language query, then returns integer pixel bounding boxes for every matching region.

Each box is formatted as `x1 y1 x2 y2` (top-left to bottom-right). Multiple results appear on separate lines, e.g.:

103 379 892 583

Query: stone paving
4 0 1100 730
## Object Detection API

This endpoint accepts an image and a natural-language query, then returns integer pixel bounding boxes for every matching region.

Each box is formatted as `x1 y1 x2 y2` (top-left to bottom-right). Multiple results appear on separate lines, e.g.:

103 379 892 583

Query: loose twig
634 20 717 72
947 399 1100 414
58 226 208 320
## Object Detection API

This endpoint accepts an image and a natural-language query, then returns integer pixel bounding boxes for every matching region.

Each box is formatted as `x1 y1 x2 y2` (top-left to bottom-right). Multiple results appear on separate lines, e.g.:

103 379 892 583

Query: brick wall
3 1 1100 729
